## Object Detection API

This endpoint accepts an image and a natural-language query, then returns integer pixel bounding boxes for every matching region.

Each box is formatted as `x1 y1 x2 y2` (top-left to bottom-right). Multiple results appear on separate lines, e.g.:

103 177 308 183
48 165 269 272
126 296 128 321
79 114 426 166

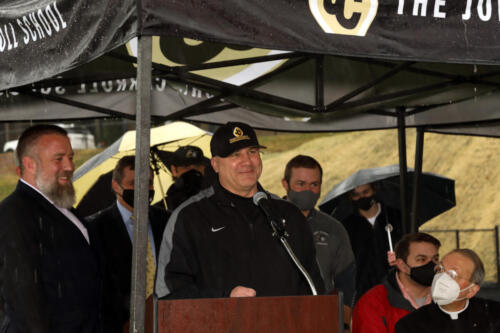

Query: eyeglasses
434 263 470 282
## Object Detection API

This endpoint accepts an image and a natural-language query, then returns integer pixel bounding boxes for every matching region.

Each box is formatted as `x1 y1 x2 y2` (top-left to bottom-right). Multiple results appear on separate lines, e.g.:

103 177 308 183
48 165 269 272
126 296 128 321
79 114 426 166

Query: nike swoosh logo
211 226 225 232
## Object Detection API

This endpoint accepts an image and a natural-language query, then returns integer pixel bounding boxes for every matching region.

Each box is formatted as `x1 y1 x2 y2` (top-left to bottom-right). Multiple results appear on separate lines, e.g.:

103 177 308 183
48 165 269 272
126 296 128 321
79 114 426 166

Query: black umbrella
318 165 456 228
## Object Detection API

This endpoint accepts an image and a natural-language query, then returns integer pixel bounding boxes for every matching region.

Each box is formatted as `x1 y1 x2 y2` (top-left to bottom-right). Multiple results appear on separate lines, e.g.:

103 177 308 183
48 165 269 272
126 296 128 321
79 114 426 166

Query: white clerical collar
438 299 469 320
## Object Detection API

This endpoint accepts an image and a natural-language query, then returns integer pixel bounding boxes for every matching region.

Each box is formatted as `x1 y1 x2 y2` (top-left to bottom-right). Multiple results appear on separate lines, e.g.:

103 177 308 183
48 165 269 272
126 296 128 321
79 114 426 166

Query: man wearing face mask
282 155 355 331
352 232 441 333
395 248 500 333
86 155 169 332
154 145 216 211
342 183 403 302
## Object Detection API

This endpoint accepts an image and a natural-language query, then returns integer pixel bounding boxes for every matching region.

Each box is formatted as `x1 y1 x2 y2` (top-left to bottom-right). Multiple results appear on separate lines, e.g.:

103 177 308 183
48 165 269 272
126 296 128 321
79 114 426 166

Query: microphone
253 192 286 237
252 191 268 206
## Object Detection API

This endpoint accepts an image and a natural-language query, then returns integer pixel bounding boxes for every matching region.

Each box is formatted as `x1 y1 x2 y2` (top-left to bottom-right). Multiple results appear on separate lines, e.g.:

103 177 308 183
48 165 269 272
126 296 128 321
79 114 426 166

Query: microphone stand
279 235 318 296
258 197 318 296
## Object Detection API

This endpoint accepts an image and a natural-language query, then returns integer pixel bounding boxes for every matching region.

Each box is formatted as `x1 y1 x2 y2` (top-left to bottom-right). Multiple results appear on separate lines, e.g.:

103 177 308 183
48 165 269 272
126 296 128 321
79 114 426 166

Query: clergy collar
438 299 469 320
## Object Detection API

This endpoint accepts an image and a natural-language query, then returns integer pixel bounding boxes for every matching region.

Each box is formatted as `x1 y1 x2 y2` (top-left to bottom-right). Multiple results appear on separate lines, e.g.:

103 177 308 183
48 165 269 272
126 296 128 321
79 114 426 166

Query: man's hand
230 286 256 297
387 251 396 266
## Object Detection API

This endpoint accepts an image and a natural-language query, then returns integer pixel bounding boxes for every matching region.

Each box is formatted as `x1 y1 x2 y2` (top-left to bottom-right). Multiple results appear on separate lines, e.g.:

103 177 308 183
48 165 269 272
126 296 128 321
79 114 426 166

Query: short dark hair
112 155 136 185
112 155 153 186
349 182 377 199
448 248 485 285
395 232 441 262
16 124 68 174
283 155 323 183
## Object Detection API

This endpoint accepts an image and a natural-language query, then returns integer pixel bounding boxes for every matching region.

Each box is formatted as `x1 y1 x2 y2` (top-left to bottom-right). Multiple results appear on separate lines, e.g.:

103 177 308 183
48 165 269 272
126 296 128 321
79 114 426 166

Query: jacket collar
383 268 415 312
212 179 266 206
306 208 319 221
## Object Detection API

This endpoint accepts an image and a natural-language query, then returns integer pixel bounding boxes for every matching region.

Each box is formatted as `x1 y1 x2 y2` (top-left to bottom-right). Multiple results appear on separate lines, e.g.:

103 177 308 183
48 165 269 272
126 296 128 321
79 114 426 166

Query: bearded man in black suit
0 124 101 333
86 155 168 332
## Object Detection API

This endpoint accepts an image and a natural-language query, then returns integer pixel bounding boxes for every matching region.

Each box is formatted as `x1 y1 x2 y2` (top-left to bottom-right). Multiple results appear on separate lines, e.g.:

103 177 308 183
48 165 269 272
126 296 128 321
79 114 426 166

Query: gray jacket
308 209 356 306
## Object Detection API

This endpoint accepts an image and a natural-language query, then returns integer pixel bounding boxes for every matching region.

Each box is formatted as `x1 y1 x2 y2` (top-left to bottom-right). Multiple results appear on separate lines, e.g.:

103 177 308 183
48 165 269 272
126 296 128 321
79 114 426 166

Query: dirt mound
260 129 500 282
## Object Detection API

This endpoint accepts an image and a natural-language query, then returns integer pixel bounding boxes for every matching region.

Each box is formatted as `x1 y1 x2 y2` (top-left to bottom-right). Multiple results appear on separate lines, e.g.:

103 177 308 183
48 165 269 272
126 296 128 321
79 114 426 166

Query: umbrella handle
385 223 394 252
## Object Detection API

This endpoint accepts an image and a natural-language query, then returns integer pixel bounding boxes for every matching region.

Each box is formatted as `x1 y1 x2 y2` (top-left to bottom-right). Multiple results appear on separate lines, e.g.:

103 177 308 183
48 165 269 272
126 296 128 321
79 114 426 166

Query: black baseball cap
156 145 209 171
210 122 266 157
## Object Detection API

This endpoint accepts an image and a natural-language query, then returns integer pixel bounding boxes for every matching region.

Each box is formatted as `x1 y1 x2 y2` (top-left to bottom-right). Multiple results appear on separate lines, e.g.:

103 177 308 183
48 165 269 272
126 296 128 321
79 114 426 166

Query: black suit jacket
86 203 168 333
0 181 101 333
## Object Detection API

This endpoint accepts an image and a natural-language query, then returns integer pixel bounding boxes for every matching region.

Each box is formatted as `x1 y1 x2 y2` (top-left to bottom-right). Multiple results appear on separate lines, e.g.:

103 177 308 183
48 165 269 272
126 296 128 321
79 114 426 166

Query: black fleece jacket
156 181 324 299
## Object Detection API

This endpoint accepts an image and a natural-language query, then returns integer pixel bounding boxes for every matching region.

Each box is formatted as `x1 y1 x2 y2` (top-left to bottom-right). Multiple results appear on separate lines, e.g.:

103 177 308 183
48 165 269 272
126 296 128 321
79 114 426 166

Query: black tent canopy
3 1 500 331
4 46 500 132
4 1 500 134
4 1 500 92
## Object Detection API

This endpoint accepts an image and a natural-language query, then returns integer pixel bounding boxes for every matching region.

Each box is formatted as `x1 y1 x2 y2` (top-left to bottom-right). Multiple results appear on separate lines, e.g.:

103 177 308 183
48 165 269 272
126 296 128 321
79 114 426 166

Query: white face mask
431 272 474 305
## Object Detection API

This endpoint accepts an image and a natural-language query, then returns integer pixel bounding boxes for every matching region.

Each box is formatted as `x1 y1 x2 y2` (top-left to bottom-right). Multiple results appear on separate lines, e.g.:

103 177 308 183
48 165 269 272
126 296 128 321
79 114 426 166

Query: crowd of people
0 122 499 332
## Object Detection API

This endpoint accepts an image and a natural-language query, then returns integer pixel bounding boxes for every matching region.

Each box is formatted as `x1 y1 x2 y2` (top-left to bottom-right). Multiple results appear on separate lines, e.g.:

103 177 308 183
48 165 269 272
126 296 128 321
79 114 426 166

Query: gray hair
448 248 485 285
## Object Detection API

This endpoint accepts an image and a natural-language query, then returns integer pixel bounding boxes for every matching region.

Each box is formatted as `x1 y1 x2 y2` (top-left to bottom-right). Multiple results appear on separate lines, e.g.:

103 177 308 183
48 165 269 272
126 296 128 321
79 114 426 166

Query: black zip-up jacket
156 181 324 299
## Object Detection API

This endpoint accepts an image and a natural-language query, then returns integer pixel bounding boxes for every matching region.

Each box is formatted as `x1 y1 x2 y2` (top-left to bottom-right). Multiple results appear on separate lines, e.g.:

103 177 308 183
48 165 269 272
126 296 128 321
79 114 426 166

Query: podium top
158 294 341 333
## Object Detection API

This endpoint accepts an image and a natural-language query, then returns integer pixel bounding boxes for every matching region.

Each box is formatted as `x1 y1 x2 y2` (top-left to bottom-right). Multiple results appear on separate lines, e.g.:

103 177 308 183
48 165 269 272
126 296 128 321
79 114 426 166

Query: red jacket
352 270 414 333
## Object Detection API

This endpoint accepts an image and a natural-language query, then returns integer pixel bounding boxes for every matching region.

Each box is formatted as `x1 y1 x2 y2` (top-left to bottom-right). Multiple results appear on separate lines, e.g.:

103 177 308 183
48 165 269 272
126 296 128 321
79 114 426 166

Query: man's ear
111 179 121 196
211 157 219 173
466 284 480 299
170 165 178 178
395 258 410 274
22 156 36 174
281 179 289 192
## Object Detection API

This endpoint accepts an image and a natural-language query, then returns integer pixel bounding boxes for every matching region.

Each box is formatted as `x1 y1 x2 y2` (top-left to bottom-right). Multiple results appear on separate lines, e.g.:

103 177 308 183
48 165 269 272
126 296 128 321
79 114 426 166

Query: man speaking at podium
156 122 324 299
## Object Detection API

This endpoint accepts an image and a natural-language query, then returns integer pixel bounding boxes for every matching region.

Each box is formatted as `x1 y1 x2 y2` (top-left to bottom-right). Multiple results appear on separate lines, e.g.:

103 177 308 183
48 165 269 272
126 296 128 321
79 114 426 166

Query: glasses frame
434 263 471 283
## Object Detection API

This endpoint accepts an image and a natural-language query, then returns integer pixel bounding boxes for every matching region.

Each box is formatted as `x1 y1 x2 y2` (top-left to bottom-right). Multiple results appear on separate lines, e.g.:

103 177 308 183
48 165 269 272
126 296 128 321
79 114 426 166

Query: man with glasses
352 232 440 333
395 248 500 333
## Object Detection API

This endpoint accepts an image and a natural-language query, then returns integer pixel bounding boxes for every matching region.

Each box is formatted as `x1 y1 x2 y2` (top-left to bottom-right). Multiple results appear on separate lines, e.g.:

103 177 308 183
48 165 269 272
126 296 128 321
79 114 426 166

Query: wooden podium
156 293 342 333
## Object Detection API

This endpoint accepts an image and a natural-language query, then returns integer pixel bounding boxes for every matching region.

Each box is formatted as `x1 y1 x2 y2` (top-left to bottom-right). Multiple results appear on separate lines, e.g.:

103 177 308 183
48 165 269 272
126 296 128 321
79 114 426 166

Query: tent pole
326 61 415 110
315 55 324 111
411 127 425 233
129 35 152 333
396 107 409 235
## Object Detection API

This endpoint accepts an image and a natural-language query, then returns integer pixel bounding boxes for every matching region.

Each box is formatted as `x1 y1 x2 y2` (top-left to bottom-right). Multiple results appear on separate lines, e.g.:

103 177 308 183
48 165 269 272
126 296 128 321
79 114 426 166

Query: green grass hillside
0 149 102 199
0 130 498 281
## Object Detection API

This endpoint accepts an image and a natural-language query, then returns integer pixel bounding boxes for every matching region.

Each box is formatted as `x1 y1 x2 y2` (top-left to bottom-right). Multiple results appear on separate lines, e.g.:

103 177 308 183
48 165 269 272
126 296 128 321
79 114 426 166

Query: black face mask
354 196 375 211
121 189 155 208
408 260 436 286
